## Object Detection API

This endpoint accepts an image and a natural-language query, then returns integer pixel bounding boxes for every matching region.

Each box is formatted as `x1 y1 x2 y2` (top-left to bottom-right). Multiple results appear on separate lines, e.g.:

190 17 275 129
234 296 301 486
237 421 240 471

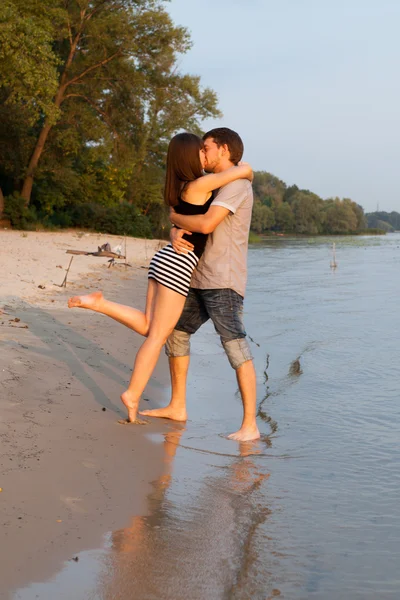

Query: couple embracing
69 127 260 442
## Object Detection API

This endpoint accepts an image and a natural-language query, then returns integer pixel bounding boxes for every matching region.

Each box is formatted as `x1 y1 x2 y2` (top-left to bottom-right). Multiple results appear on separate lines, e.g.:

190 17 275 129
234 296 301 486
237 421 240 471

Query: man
140 127 260 442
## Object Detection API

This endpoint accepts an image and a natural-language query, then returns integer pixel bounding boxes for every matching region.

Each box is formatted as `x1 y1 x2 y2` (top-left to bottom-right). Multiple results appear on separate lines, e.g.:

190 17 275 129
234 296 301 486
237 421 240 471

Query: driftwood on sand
54 256 74 287
66 250 126 259
59 244 129 285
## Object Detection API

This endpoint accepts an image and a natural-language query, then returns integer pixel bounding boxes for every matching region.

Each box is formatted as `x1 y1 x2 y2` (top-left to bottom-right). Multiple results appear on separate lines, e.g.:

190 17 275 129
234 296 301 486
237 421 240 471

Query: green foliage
291 191 324 234
4 191 153 236
348 200 367 230
251 201 275 233
359 228 386 235
67 203 153 237
250 173 369 236
274 202 295 231
375 220 394 232
0 0 61 123
366 211 400 231
283 185 299 203
0 0 221 226
323 198 358 234
253 171 286 208
248 231 262 243
4 193 37 229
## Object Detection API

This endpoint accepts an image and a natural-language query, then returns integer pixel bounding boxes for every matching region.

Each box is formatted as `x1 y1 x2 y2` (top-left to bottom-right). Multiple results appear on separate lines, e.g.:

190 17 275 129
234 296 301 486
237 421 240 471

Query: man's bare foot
68 291 104 310
228 425 260 442
120 390 139 423
139 406 187 422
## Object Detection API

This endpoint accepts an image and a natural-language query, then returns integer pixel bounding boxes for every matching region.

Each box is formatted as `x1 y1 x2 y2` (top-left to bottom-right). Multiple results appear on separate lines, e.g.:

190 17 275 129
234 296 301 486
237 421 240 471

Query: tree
274 202 295 231
249 175 369 236
0 0 60 122
283 184 299 204
366 210 400 230
253 171 286 208
343 198 366 230
1 0 220 206
291 191 324 234
323 198 358 233
376 220 394 232
0 0 61 213
251 201 275 233
389 211 400 230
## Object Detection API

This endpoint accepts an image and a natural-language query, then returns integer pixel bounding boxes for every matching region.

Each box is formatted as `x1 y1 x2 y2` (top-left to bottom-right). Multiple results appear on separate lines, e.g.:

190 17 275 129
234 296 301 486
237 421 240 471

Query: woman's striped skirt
148 244 199 297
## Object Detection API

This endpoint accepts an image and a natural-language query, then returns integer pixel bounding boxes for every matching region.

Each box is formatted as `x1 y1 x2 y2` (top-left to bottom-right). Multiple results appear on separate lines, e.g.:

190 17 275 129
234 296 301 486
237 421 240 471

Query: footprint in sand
118 418 148 426
82 460 96 469
60 496 86 514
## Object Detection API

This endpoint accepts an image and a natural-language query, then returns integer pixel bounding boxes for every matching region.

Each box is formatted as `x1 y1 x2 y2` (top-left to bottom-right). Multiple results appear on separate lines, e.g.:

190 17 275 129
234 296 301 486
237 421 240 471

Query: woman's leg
121 284 187 422
68 280 157 337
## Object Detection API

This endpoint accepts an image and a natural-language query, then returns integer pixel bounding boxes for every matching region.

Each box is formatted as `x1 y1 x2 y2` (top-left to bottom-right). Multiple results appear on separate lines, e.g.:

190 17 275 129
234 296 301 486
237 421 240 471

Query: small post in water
330 242 337 269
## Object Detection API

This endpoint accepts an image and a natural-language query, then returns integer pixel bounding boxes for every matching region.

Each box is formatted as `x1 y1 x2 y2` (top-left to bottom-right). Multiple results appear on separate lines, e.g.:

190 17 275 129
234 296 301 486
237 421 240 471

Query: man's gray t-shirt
190 179 253 298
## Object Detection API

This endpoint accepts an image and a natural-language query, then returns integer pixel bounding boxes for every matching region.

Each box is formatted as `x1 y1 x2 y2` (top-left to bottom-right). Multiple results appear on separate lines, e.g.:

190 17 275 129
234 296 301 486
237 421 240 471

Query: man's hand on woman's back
170 226 194 255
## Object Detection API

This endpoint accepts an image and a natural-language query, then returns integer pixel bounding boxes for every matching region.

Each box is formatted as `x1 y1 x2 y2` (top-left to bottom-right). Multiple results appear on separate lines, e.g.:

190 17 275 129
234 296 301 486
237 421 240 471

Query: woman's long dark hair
164 132 204 207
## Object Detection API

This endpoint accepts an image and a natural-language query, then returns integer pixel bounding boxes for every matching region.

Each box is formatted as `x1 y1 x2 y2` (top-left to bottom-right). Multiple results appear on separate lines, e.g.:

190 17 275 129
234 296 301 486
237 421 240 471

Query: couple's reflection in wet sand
111 426 185 555
98 427 270 600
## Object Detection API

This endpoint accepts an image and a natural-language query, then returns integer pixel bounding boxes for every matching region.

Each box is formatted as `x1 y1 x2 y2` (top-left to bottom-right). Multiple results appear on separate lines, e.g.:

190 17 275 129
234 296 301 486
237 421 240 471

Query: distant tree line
365 211 400 232
250 172 368 236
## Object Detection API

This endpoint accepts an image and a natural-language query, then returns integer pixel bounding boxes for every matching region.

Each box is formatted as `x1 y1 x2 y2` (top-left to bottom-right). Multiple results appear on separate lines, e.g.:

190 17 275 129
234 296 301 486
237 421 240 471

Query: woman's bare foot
228 425 260 442
68 291 104 310
139 405 187 422
120 390 139 423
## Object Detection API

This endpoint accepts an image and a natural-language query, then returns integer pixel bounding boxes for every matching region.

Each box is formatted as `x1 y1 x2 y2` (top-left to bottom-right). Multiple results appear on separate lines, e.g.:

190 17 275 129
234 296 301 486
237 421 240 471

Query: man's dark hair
202 127 244 165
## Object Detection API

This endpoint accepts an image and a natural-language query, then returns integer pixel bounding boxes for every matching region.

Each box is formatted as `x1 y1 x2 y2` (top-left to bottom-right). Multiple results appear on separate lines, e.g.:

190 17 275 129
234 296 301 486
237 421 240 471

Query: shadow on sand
2 299 159 416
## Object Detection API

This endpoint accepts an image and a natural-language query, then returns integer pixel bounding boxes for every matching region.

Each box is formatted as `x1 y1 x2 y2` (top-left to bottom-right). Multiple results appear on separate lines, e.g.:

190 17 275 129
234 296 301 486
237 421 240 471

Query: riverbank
0 230 173 598
253 229 387 241
0 230 163 310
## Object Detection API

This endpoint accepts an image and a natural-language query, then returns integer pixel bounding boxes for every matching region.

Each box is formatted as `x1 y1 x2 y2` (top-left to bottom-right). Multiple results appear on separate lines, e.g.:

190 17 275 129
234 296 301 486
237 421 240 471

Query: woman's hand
237 161 253 182
170 227 194 254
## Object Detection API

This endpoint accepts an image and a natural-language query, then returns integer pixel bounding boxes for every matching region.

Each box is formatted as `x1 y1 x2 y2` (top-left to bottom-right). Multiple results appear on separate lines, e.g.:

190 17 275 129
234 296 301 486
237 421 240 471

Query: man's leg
229 358 259 441
140 289 208 420
202 289 260 441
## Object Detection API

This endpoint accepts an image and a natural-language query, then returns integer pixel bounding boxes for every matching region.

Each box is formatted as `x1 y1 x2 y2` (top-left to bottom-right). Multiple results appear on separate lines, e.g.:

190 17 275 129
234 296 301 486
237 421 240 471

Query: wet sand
0 231 172 598
4 309 273 600
3 280 275 600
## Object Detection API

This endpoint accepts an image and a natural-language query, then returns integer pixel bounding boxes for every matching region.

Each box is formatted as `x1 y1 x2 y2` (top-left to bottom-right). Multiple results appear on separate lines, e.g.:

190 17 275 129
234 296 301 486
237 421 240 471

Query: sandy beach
0 230 172 598
0 230 163 310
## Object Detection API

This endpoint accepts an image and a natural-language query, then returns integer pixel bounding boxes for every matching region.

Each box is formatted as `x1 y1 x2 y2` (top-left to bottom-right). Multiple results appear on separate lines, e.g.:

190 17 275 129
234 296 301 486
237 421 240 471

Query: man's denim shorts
165 288 253 370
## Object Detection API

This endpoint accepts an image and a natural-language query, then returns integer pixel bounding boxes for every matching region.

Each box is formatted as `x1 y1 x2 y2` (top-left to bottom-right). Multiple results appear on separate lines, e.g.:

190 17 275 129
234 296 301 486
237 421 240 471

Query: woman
68 132 252 423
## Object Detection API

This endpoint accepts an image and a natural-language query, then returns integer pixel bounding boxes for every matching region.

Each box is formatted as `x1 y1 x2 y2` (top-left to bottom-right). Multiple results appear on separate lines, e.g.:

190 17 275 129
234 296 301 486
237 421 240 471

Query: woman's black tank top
174 190 217 258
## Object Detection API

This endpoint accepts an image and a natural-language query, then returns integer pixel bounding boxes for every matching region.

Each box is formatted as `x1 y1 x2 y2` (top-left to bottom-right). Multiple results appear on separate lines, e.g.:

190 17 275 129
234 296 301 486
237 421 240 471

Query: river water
13 233 400 599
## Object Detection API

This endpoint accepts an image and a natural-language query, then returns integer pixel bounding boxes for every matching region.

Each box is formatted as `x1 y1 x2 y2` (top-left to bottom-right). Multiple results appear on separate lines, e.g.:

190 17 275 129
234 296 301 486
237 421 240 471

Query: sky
167 0 400 213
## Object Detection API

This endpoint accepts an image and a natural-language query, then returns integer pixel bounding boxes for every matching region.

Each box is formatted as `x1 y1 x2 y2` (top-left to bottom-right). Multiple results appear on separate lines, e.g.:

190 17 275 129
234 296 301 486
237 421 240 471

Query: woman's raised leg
68 280 157 337
120 284 186 423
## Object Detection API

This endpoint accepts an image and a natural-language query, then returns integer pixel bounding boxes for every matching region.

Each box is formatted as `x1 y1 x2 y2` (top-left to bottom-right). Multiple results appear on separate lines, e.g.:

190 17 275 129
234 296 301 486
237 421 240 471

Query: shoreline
0 231 173 598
